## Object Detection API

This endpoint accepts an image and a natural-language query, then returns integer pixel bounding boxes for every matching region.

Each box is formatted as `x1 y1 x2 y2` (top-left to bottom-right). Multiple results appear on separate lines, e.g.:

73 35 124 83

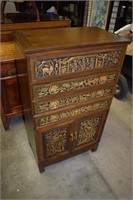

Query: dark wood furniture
1 21 71 130
14 27 129 172
0 41 24 130
1 20 71 42
1 1 40 22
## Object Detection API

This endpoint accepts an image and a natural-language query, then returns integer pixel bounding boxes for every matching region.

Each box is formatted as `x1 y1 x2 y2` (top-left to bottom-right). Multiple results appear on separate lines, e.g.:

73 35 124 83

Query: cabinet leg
1 104 8 130
39 165 45 173
91 144 99 152
2 119 8 130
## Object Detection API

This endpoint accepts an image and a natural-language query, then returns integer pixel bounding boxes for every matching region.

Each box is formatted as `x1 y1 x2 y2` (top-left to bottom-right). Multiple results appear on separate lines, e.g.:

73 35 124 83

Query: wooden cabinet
1 60 23 130
0 42 25 130
14 27 129 172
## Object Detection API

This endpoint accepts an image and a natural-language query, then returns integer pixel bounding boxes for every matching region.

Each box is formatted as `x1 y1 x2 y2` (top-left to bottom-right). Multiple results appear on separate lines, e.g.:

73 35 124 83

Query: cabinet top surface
13 27 130 54
0 41 24 62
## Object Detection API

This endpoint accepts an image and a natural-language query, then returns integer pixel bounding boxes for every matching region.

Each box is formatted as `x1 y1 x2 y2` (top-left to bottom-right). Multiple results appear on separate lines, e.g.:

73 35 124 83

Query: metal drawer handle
8 68 17 76
74 131 78 140
70 133 74 141
70 131 78 141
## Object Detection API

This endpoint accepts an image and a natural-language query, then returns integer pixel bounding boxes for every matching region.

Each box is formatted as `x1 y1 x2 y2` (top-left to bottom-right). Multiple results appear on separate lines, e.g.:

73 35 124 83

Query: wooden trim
1 20 71 42
1 20 71 32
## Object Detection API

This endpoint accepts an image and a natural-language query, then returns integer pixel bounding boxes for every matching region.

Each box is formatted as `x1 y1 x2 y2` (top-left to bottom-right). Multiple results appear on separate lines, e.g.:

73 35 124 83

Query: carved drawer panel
34 88 113 114
35 100 110 127
31 50 122 80
33 73 117 99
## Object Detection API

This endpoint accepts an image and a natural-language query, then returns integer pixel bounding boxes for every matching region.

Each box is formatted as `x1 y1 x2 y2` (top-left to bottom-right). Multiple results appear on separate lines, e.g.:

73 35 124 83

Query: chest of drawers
14 27 129 172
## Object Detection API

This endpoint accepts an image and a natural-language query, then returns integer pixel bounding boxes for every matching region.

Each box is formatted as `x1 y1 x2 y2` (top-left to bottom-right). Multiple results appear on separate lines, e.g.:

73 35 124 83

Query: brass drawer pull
8 68 17 76
70 131 78 141
70 133 74 141
74 131 78 140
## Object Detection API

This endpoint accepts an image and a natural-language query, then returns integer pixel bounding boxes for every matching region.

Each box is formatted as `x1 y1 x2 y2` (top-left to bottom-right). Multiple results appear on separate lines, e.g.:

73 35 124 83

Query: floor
1 92 132 199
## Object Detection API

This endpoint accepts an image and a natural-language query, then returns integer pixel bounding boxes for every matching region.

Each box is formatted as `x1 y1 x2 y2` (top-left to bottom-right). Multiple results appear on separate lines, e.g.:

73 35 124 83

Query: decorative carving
34 88 112 113
34 50 122 79
77 117 100 145
37 100 109 127
34 74 116 98
36 61 54 77
43 127 68 157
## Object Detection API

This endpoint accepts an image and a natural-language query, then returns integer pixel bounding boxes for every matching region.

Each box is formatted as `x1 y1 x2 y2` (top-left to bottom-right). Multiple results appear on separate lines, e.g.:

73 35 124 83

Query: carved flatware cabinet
14 27 129 172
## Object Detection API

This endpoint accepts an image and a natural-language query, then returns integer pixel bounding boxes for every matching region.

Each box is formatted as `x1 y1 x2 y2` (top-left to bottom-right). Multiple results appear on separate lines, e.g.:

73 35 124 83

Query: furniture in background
0 20 71 130
13 27 129 172
57 1 85 27
0 41 24 130
1 20 71 42
1 0 40 22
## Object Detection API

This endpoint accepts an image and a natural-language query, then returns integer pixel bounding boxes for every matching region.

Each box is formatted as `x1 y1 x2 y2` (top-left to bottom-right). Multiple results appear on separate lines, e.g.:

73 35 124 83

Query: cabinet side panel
16 58 38 162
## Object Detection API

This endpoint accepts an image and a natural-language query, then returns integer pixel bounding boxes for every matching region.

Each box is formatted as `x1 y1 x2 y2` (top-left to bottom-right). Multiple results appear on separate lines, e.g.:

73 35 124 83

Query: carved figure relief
34 74 116 98
77 117 100 145
34 88 112 114
43 127 68 157
37 100 109 127
34 50 122 79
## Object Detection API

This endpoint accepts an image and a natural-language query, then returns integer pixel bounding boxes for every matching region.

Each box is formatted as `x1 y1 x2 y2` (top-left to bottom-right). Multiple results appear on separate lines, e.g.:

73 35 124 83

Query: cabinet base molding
37 142 100 173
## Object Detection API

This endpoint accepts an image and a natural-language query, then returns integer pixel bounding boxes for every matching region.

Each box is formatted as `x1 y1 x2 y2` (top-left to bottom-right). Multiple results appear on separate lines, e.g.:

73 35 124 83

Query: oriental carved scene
77 116 101 146
43 127 69 158
34 73 116 99
36 100 110 127
34 50 122 80
41 113 104 159
34 88 112 114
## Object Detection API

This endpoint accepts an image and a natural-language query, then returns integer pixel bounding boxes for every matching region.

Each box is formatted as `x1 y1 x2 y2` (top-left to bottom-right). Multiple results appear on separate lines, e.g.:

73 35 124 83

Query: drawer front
33 72 117 99
34 87 113 114
1 61 17 77
35 99 111 128
31 50 122 81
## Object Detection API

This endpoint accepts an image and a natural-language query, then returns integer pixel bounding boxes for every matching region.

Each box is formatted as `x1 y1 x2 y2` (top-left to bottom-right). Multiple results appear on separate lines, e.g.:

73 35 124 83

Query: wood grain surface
13 27 130 54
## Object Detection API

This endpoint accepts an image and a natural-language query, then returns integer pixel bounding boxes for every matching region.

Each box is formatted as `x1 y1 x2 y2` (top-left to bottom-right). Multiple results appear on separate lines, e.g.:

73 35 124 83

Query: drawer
33 87 113 114
1 61 17 77
30 50 122 82
33 72 117 99
35 99 111 128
